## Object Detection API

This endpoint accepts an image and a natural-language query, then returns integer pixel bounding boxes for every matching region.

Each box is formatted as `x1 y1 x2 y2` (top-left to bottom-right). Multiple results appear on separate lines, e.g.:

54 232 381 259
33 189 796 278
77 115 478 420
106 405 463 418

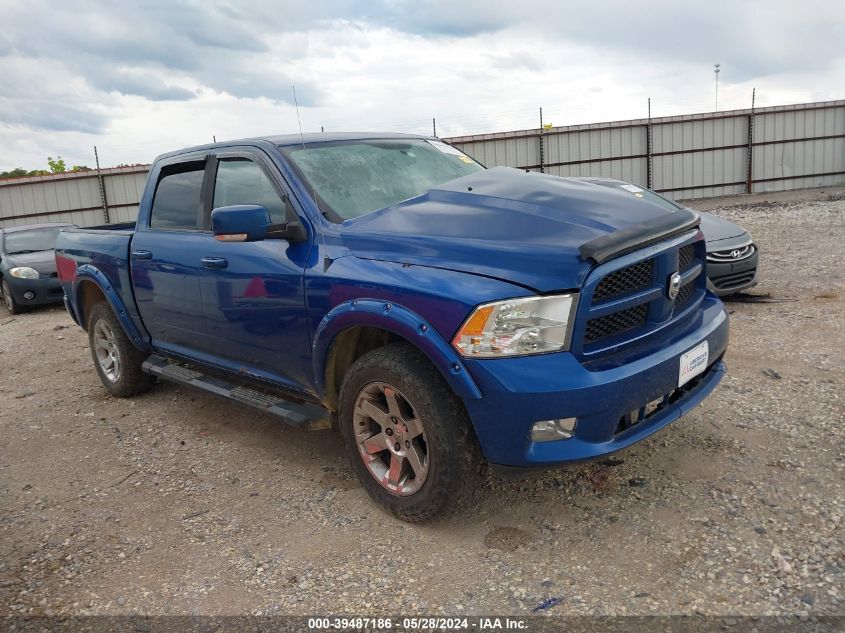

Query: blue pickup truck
55 133 728 521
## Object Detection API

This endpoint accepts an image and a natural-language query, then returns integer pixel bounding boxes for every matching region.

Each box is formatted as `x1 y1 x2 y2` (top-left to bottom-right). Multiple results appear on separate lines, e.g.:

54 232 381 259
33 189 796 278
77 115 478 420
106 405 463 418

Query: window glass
213 159 286 223
150 166 205 229
279 139 484 221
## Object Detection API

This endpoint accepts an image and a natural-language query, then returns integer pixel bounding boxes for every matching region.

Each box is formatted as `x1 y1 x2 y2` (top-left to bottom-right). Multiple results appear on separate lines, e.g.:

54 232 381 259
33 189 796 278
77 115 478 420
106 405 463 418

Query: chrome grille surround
707 242 755 262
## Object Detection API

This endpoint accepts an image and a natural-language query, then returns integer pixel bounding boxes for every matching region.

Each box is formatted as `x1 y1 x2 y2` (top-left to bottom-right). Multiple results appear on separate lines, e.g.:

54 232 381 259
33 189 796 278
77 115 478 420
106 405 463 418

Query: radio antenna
292 85 306 150
292 85 331 267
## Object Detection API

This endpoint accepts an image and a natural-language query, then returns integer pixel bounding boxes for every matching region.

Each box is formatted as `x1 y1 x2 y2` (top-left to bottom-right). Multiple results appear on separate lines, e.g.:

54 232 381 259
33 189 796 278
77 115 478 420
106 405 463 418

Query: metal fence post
94 146 110 224
539 107 545 173
746 88 755 194
646 98 653 190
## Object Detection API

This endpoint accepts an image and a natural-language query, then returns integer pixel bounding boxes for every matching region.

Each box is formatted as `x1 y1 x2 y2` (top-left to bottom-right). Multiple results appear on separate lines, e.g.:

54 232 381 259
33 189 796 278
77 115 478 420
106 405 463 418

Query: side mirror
211 205 271 242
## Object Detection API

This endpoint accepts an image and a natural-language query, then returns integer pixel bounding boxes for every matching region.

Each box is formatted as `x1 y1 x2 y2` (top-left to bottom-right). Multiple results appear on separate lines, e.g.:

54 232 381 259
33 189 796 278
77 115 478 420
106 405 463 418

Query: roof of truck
156 132 431 162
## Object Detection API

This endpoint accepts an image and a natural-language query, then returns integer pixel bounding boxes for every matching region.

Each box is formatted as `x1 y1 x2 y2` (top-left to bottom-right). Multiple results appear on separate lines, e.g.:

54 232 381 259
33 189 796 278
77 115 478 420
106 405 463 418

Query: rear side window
150 164 205 230
213 159 287 224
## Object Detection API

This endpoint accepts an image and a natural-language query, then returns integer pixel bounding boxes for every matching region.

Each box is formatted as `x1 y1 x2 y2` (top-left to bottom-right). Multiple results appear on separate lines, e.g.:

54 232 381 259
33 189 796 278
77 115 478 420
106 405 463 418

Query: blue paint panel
55 136 730 468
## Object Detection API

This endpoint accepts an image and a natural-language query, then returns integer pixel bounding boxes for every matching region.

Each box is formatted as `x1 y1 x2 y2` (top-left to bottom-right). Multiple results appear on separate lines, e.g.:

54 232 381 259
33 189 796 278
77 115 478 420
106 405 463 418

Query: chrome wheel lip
353 381 429 497
93 320 121 383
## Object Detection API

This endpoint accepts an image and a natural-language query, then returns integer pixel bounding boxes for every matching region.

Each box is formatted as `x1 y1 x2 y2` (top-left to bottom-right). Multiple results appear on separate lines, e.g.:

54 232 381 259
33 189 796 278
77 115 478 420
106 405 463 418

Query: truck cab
55 133 728 521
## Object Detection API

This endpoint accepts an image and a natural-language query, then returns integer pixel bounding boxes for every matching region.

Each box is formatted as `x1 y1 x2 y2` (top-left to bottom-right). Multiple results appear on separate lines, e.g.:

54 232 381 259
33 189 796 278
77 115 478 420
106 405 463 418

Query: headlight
9 267 40 279
452 294 578 358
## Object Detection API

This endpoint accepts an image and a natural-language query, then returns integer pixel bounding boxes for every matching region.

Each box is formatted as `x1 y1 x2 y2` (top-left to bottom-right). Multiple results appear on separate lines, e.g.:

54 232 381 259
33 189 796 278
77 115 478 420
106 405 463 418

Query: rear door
131 155 215 356
196 148 314 392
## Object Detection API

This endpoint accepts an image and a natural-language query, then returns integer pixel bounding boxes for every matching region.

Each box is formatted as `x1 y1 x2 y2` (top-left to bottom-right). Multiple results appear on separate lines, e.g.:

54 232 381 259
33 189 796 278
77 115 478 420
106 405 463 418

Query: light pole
714 63 721 111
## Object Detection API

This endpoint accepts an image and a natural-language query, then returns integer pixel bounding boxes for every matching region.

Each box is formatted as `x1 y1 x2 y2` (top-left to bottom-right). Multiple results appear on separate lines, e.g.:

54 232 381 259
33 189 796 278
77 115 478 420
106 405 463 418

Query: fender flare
312 299 482 402
72 265 150 352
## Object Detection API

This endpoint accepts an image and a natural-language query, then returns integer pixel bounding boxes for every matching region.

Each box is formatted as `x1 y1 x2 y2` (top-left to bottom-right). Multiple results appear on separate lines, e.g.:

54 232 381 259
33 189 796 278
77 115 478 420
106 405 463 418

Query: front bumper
462 294 729 467
4 275 65 306
706 249 759 296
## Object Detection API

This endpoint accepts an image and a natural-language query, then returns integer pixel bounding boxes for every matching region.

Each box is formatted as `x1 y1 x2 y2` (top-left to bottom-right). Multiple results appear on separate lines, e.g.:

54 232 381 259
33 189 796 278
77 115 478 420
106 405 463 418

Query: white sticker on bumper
679 340 709 387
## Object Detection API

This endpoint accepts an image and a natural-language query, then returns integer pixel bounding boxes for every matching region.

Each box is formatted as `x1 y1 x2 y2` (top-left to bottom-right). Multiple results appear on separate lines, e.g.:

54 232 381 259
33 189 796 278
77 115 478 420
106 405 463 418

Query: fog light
530 417 577 442
23 291 35 300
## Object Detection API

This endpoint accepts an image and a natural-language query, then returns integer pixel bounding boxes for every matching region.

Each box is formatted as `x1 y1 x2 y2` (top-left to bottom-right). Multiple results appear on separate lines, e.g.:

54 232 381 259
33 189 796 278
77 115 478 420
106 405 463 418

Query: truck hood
1 250 57 276
341 167 677 292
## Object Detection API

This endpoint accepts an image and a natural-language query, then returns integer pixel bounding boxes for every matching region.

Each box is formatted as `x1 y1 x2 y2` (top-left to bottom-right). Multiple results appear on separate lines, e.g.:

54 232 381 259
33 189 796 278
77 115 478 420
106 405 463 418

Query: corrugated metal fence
1 100 843 228
445 99 845 200
0 166 149 228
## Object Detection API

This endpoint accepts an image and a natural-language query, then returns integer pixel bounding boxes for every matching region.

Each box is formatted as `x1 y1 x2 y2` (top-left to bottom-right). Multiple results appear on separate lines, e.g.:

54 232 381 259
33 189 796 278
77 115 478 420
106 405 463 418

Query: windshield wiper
8 249 47 254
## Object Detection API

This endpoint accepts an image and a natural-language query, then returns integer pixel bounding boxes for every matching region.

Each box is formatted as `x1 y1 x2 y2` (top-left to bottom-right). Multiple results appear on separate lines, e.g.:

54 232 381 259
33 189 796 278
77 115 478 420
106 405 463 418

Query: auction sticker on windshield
427 139 466 156
679 340 709 387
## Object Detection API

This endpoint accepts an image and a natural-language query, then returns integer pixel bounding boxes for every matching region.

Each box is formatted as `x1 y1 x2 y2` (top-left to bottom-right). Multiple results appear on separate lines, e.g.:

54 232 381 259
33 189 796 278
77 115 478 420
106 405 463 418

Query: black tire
1 279 23 315
87 302 155 397
339 343 481 522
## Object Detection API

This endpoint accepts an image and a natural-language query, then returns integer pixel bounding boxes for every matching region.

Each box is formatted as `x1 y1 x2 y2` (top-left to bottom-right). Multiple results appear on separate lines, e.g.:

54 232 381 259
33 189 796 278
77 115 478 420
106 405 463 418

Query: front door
196 150 314 393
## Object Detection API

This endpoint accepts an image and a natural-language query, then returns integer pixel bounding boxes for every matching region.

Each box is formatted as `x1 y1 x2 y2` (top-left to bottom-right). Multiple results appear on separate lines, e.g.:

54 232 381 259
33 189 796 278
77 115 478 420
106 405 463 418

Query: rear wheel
88 302 155 397
339 343 481 522
1 280 23 315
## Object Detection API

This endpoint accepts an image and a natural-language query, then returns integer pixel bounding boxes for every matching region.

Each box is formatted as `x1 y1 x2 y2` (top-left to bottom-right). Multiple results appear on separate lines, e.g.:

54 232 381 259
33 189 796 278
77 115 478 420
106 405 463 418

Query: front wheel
1 280 22 315
87 302 155 397
339 343 481 522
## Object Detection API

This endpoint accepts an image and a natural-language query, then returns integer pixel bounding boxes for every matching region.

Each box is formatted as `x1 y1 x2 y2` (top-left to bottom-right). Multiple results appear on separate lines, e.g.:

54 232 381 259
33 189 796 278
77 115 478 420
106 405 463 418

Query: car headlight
9 266 40 279
452 294 578 358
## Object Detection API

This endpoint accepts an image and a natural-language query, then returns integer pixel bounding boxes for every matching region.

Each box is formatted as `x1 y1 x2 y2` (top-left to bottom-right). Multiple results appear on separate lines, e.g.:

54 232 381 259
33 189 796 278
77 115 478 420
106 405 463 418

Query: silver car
578 178 758 296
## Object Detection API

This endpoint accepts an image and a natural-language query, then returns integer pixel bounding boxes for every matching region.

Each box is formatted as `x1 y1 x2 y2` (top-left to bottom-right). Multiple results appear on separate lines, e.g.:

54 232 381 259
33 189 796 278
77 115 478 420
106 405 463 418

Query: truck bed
54 223 143 339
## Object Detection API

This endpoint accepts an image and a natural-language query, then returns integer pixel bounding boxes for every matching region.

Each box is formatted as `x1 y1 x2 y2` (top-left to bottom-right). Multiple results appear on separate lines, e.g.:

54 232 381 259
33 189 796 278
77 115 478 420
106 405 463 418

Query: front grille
712 270 755 290
679 245 695 271
592 259 653 303
707 243 754 262
674 281 694 308
585 303 648 343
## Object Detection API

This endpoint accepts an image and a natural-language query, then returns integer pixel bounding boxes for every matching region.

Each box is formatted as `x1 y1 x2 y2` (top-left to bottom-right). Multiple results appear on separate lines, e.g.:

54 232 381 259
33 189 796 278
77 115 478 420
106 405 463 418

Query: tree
47 156 66 174
0 168 29 178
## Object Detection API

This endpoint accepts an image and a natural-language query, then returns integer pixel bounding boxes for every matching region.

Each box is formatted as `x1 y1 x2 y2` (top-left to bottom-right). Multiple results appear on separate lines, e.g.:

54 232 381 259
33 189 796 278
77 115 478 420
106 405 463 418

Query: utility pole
714 63 721 111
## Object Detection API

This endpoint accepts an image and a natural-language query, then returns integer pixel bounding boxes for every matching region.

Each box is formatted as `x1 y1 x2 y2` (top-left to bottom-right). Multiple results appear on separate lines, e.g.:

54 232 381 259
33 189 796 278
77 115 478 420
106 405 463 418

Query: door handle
201 256 229 269
131 250 152 260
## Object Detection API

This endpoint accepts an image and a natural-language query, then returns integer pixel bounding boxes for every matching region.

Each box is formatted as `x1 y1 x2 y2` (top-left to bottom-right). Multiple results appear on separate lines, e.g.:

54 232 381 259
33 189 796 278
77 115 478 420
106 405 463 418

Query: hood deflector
579 208 700 264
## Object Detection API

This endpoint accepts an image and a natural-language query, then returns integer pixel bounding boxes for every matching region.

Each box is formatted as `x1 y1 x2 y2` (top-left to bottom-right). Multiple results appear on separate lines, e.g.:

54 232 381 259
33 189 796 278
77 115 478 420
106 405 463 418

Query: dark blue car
0 223 73 314
55 133 728 521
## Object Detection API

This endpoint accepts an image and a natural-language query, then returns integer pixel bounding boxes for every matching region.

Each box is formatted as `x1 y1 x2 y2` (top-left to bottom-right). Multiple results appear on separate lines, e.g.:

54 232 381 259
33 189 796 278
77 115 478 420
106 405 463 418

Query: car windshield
594 181 683 212
280 139 484 221
3 227 63 254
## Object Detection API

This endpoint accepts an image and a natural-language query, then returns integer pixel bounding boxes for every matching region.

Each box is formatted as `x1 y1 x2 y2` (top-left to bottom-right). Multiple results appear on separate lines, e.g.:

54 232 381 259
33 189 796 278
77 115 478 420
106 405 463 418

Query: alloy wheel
93 319 121 382
352 381 429 496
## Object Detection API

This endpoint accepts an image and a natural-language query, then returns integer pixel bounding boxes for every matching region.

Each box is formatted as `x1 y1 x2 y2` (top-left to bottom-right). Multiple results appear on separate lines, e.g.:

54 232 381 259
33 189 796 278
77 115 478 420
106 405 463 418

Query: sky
1 0 843 171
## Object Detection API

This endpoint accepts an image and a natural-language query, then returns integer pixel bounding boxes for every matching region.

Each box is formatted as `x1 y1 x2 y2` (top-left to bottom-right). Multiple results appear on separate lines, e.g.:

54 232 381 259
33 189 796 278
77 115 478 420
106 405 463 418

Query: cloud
0 98 107 134
0 0 842 171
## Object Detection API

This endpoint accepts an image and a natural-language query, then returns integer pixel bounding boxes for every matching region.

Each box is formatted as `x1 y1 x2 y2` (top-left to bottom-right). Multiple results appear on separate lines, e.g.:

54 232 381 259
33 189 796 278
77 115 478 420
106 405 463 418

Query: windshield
3 227 63 254
280 139 484 221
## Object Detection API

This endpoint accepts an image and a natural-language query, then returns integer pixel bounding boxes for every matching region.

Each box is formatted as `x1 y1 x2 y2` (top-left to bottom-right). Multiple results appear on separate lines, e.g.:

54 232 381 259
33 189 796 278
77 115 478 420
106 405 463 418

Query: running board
142 355 332 430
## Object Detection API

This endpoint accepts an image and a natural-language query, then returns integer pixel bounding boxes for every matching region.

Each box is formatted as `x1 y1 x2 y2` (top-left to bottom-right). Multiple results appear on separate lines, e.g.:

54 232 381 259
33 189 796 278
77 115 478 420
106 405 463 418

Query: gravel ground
1 189 843 618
